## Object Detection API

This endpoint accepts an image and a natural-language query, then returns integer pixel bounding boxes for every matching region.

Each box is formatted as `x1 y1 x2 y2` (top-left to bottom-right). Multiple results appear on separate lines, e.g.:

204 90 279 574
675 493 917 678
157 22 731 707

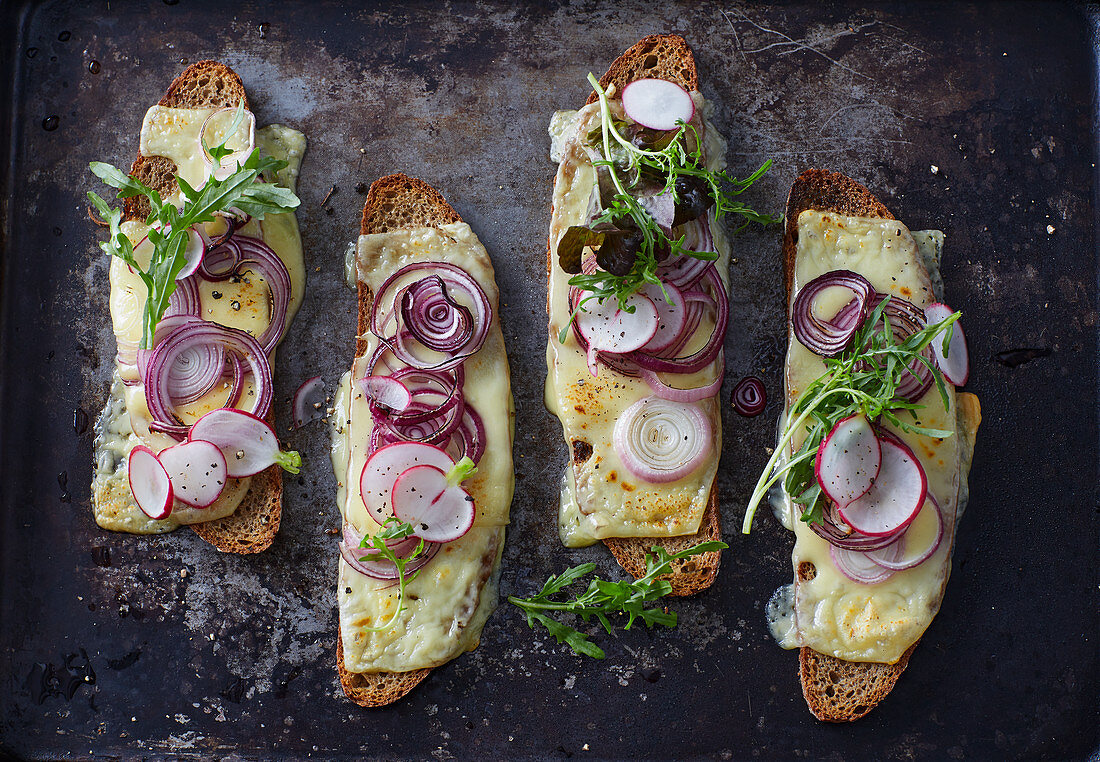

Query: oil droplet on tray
42 115 59 131
58 31 71 42
88 60 101 74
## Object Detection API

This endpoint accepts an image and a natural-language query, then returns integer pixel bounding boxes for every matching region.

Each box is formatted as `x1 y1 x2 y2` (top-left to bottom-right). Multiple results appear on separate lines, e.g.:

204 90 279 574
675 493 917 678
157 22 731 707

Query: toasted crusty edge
337 174 465 708
548 34 720 596
101 61 282 554
783 169 973 721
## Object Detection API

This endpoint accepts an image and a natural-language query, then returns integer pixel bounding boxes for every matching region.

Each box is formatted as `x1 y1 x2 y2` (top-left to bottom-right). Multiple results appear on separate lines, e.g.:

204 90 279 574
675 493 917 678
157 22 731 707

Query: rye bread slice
337 174 465 708
553 35 721 595
782 169 923 721
100 61 281 554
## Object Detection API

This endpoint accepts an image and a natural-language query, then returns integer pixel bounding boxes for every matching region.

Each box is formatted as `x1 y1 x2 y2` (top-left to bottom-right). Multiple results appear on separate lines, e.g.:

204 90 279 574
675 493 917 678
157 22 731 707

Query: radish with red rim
359 442 454 525
291 376 326 429
133 226 206 281
360 375 413 413
838 435 927 537
815 414 881 507
924 302 969 385
189 408 302 478
620 79 695 131
157 439 227 508
391 464 476 543
128 445 174 520
575 291 659 375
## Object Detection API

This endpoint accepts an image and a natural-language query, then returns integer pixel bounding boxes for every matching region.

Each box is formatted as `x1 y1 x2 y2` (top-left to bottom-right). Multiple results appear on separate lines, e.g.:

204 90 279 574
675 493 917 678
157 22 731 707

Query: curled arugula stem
357 518 426 633
742 299 960 533
88 102 300 349
509 541 727 659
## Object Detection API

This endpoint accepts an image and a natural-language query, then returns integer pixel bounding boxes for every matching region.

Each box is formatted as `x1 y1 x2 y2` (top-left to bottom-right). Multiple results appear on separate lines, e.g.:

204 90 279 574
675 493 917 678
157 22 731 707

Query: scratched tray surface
0 1 1096 759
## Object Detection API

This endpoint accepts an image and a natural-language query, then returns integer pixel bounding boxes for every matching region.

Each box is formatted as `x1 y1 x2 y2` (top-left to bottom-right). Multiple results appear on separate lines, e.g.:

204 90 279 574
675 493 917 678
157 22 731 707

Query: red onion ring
143 319 273 438
791 270 876 357
731 375 767 417
400 276 474 353
641 367 724 403
339 536 441 580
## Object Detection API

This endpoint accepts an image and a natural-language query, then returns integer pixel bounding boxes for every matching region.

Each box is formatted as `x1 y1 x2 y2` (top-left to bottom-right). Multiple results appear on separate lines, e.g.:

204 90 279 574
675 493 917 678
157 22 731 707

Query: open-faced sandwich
331 175 514 706
545 35 771 594
744 170 981 721
88 61 306 553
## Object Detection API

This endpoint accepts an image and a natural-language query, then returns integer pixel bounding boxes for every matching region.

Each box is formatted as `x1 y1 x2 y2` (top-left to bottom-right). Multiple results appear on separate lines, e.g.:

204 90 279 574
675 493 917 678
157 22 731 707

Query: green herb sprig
509 541 727 659
558 73 776 343
742 298 960 533
88 102 300 349
357 517 427 633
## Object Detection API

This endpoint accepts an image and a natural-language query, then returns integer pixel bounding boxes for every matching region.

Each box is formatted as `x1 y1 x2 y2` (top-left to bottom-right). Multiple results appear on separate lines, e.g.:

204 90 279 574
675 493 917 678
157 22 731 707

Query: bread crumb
930 165 939 174
1046 225 1056 234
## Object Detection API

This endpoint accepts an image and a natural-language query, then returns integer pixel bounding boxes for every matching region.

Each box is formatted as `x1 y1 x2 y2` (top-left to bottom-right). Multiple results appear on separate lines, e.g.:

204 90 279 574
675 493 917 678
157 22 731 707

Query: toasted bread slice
100 61 282 554
553 35 721 595
337 174 466 708
783 169 966 721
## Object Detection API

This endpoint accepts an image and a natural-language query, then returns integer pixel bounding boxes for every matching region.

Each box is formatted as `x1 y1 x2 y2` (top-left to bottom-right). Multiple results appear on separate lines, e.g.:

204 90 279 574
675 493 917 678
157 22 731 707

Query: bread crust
552 35 721 595
782 169 924 721
337 174 470 708
99 61 281 554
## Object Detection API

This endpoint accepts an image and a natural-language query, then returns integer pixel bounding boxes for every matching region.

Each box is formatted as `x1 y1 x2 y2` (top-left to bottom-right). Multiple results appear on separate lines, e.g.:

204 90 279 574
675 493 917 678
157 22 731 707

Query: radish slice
157 440 227 508
359 442 454 525
292 376 326 429
391 464 475 543
866 494 944 570
189 408 301 477
829 544 896 585
128 445 173 520
133 226 206 281
638 282 687 353
576 291 659 374
815 414 881 507
360 376 412 412
621 78 695 131
839 436 927 537
924 302 969 385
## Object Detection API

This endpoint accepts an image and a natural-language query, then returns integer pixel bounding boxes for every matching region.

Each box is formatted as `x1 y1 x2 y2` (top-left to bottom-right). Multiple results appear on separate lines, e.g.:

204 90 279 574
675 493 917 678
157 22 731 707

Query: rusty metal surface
0 1 1097 759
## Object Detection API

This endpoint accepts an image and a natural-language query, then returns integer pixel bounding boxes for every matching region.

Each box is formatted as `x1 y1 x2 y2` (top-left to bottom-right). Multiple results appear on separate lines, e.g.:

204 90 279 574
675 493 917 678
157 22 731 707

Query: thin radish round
621 78 695 131
829 544 897 585
189 408 301 477
576 291 659 374
360 375 413 412
839 436 927 537
924 302 969 385
638 282 687 353
359 442 454 525
128 445 174 520
391 464 475 543
815 414 881 507
133 226 206 281
866 494 944 570
157 439 227 508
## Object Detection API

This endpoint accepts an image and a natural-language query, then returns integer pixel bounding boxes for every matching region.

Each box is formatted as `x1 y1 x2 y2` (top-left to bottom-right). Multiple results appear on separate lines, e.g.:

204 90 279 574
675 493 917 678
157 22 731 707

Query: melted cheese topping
92 110 305 533
779 211 978 663
546 95 728 547
333 223 514 673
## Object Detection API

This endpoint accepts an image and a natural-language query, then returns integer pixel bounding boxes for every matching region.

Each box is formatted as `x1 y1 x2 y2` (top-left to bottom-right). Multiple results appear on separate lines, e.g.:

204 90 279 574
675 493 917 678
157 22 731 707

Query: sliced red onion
658 218 713 288
450 405 487 464
865 494 944 570
165 275 202 318
372 263 491 372
198 234 292 355
371 367 463 425
292 376 326 429
136 315 225 407
874 295 935 402
339 536 441 580
343 523 422 560
613 396 711 483
401 276 474 353
731 375 767 416
829 544 896 585
641 367 723 403
144 319 272 438
806 499 906 551
791 270 876 357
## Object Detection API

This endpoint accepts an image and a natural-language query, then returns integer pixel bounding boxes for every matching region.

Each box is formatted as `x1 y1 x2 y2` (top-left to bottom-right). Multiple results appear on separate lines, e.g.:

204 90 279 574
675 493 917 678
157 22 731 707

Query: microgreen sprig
562 73 776 330
508 541 727 659
742 299 960 533
357 518 427 633
88 102 300 349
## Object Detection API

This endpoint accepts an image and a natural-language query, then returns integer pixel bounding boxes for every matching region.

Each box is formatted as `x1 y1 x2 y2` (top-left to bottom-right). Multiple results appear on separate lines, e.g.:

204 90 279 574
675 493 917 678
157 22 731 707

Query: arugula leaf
557 74 777 329
742 304 961 532
89 108 300 349
508 541 727 659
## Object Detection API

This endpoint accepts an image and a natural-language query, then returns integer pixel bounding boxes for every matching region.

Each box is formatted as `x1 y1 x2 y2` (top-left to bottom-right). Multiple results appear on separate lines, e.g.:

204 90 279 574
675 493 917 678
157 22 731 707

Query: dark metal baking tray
0 1 1096 759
